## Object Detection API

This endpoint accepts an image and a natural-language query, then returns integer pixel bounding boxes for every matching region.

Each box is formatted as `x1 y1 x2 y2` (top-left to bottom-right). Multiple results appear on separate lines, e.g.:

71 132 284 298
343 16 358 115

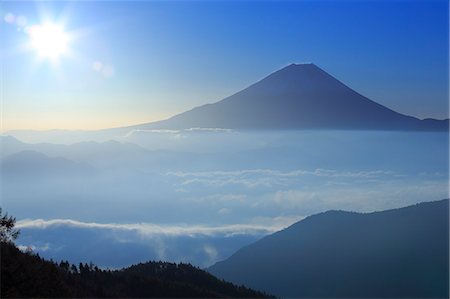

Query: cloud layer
16 218 294 237
167 168 398 188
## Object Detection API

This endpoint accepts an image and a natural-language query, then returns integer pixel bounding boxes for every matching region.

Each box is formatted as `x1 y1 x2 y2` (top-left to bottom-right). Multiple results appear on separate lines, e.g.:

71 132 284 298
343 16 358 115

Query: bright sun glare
28 23 69 60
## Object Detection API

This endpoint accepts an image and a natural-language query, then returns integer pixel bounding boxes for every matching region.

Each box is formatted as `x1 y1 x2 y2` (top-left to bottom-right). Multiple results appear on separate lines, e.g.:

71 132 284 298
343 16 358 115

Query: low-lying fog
1 129 448 268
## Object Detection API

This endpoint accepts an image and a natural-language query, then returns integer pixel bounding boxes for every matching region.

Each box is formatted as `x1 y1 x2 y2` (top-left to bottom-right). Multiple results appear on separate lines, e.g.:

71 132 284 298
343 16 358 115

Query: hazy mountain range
0 150 95 179
208 199 449 298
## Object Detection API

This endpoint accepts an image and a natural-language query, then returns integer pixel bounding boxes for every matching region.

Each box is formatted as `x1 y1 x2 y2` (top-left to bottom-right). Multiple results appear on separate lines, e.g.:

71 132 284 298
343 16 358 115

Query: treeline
1 241 273 298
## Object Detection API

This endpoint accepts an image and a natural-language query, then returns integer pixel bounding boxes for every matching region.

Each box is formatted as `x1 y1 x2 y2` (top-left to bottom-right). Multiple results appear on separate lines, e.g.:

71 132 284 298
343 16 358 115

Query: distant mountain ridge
208 199 449 298
129 63 448 131
1 150 95 178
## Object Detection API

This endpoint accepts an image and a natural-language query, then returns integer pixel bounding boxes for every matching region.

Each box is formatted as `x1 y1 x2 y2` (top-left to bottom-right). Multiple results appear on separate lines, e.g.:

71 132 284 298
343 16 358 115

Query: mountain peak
263 62 329 84
282 62 319 71
287 62 315 66
132 64 448 131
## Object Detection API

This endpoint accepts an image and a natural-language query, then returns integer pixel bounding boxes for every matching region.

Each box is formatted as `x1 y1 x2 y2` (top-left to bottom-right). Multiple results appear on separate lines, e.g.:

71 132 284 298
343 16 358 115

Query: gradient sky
1 0 448 131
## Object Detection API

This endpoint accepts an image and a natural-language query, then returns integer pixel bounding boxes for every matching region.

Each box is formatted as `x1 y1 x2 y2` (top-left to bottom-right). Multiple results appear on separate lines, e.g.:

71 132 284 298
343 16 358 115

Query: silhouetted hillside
132 64 448 131
1 242 272 298
209 199 449 298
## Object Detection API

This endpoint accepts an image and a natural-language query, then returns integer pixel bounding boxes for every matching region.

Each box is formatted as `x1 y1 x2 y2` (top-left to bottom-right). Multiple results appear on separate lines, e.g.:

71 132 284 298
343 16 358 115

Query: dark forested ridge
1 241 272 298
209 199 450 298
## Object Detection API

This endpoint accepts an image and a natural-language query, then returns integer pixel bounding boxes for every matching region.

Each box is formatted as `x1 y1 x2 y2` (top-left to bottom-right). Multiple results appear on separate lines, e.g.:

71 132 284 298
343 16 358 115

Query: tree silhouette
0 208 19 243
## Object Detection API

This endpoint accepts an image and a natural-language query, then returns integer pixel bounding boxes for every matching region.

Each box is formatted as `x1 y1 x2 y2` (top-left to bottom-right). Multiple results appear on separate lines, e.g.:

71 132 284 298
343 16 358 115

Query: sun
27 23 69 60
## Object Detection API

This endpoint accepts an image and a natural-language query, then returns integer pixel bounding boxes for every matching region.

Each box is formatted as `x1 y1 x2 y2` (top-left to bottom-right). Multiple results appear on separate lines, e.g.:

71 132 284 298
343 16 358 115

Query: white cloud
268 180 449 214
121 128 233 139
17 243 50 252
248 215 306 228
120 129 179 138
180 177 275 188
184 128 233 133
167 168 394 179
203 244 218 264
166 168 397 188
16 218 292 237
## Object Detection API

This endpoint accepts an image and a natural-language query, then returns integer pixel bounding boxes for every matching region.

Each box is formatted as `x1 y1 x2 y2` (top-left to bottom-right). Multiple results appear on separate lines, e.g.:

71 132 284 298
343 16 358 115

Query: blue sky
1 0 448 131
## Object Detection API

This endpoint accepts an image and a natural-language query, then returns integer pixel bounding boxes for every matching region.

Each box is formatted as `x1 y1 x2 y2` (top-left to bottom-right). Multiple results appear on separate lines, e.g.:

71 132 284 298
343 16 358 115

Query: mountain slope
1 241 272 298
208 199 449 298
132 64 448 131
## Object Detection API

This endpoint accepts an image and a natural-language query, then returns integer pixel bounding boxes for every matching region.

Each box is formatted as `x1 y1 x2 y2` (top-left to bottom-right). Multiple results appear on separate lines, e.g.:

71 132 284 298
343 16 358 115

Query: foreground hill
1 242 272 298
208 199 449 298
132 63 448 131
